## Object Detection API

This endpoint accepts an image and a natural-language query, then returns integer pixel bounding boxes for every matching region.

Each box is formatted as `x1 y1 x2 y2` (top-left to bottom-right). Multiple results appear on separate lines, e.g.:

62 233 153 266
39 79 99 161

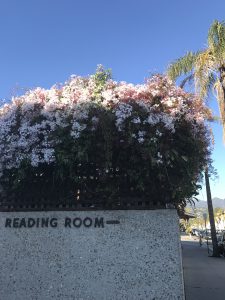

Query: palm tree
168 20 225 138
167 20 225 257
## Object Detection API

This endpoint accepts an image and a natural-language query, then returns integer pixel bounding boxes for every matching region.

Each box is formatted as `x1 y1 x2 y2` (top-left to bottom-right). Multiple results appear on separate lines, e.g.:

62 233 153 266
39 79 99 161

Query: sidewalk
181 234 225 300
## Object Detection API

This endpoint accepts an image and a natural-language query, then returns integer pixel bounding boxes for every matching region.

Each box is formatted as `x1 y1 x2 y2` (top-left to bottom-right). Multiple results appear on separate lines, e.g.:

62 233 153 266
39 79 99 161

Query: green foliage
1 101 210 208
92 64 112 100
167 51 199 81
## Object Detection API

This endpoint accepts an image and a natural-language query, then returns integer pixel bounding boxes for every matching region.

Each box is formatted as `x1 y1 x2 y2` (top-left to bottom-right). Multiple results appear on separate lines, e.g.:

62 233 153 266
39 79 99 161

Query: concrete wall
0 209 184 300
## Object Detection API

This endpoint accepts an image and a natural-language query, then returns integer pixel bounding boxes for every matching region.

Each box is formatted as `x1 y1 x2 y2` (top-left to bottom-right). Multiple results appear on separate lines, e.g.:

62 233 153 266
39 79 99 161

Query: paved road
181 235 225 300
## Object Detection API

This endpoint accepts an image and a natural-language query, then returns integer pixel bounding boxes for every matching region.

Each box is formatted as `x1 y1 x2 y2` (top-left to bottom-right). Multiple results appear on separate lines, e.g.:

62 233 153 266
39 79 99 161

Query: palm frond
203 73 217 99
208 20 225 65
194 50 216 98
167 51 200 81
213 78 221 93
208 20 225 49
179 73 194 88
215 80 225 140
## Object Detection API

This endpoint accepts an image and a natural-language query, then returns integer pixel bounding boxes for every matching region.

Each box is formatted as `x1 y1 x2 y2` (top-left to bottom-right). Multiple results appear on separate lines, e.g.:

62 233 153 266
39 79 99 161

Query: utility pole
205 170 220 257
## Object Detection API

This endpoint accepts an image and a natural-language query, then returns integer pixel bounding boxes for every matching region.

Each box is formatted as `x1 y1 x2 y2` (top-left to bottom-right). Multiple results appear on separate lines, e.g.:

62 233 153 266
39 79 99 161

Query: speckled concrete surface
0 210 184 300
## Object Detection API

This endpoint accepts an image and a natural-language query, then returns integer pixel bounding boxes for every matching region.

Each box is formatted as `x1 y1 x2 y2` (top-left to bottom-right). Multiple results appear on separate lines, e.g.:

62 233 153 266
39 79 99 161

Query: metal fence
0 165 167 211
0 194 165 212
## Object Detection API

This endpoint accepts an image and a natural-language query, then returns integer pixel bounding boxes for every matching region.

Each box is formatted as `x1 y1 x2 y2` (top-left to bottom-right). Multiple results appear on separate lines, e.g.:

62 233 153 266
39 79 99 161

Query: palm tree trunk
204 169 220 257
218 70 225 140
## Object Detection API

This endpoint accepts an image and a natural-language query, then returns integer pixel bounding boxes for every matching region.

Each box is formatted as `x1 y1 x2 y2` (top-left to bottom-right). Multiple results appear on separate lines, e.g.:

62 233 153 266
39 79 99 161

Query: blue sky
0 0 224 199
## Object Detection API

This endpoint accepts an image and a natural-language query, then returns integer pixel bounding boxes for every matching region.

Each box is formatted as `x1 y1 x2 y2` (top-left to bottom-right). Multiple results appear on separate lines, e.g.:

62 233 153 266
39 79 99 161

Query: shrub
0 66 212 208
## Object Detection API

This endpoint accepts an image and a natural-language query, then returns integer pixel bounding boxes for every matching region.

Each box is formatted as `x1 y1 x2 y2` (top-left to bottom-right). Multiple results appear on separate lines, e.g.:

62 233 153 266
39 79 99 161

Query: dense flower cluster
0 69 212 206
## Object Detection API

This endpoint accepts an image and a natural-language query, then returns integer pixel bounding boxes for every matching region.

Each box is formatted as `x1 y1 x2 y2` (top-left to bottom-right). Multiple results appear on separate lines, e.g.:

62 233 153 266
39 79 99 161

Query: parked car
217 231 225 256
195 230 201 237
191 228 199 236
201 230 211 239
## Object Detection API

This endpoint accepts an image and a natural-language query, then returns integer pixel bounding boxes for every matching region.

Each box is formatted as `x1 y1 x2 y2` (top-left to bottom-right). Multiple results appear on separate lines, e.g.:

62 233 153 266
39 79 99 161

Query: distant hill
189 197 225 209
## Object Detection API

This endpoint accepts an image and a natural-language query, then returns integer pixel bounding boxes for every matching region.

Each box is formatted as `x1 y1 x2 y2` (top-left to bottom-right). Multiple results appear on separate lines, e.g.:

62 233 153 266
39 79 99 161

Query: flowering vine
0 67 212 207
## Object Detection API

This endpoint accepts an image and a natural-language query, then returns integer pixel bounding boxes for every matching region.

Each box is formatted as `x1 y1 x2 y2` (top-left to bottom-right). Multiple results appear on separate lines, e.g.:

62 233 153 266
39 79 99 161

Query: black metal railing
0 194 165 212
0 166 168 211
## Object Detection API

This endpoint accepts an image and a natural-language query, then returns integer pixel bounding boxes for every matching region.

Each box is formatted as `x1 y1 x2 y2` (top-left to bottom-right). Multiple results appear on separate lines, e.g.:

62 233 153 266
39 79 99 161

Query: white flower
0 73 209 175
156 130 162 137
132 117 141 124
71 122 87 139
138 137 144 143
146 114 160 125
114 103 133 131
157 152 163 159
92 116 99 124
